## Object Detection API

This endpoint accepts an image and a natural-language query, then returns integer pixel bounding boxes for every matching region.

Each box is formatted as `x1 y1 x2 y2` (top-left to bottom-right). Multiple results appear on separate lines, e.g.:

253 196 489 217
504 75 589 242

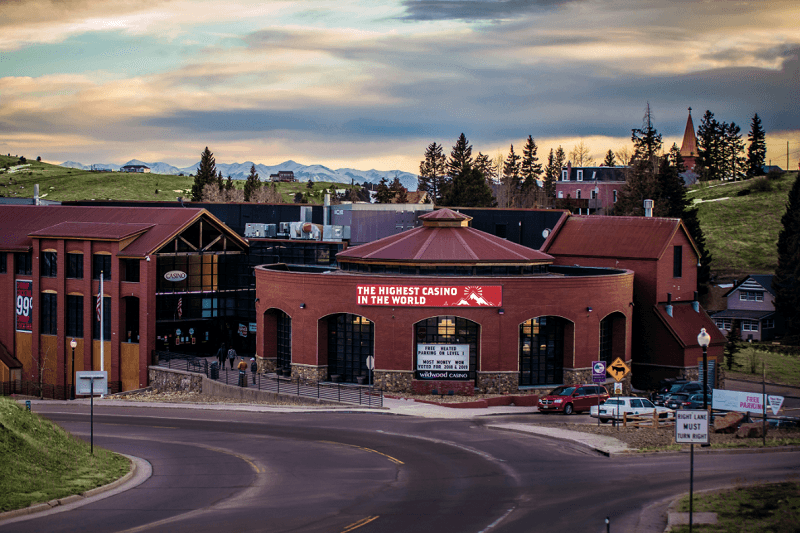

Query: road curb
0 454 145 523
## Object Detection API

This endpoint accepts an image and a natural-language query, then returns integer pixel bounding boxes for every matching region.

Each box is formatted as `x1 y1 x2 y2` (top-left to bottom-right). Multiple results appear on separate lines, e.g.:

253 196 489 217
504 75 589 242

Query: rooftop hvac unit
264 224 277 238
244 223 268 238
289 221 322 240
322 225 345 241
278 222 291 236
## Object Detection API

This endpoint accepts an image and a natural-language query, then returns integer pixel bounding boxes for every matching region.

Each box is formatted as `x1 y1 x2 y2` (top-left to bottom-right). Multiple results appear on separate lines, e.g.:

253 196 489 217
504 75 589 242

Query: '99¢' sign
16 280 33 332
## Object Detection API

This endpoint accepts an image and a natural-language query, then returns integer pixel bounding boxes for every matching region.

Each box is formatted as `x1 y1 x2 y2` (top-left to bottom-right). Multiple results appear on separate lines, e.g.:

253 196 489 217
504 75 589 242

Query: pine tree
418 142 447 204
217 171 224 191
746 113 767 178
243 164 261 202
631 103 662 171
722 122 745 180
474 152 495 183
775 172 800 335
603 149 616 167
696 110 722 181
191 147 217 201
543 149 557 198
502 144 522 207
389 175 407 203
441 165 496 207
447 133 474 180
225 176 234 191
375 177 393 204
554 146 566 176
520 135 542 194
725 320 741 369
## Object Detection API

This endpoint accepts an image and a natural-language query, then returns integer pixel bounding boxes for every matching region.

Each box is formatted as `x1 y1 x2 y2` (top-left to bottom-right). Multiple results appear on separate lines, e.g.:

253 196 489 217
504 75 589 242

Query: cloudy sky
1 0 798 173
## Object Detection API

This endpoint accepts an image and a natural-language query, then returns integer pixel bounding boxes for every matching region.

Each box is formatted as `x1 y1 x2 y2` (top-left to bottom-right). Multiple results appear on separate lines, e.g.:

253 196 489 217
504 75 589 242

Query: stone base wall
477 372 519 394
292 364 327 383
412 380 474 396
374 370 413 392
149 367 203 393
563 367 632 395
258 357 277 373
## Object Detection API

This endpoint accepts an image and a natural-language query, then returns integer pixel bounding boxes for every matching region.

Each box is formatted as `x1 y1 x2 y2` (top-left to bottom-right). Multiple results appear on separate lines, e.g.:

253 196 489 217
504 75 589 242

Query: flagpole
100 272 104 374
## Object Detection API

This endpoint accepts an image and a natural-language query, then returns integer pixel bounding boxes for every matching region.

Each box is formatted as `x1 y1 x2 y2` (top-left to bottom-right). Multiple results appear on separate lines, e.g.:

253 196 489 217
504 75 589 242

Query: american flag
177 297 182 319
96 291 102 322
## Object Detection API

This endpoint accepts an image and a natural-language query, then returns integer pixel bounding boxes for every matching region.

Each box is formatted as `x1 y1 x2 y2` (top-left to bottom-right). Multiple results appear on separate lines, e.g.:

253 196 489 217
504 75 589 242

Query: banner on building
357 285 501 307
415 344 470 380
713 389 784 415
15 280 33 332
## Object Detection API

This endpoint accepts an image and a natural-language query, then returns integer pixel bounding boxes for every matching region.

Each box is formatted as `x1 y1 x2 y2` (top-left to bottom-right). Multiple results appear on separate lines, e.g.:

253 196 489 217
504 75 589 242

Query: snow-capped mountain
61 159 418 190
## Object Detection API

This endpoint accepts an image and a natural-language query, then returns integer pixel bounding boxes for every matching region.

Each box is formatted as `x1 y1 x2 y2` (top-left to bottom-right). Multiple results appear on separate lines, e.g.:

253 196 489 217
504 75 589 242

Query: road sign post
592 361 606 426
366 356 375 408
676 409 710 531
76 371 107 454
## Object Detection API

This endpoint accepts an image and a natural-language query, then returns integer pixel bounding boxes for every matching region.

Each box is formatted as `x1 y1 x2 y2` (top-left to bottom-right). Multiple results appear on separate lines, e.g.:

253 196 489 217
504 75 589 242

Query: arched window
519 316 566 386
328 314 373 383
414 316 479 383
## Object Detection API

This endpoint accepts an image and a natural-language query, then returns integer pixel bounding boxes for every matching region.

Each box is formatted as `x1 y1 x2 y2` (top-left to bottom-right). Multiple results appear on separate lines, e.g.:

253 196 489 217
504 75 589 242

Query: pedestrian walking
227 346 237 369
237 357 248 387
250 357 257 384
216 343 226 370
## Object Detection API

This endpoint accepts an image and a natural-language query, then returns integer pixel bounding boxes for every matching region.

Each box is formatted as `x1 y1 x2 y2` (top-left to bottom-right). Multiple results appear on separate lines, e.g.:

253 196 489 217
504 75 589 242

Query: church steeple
679 107 698 172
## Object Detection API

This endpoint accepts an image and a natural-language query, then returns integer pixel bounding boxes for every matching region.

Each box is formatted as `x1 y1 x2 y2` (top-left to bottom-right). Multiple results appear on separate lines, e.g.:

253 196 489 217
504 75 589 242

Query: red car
538 384 610 415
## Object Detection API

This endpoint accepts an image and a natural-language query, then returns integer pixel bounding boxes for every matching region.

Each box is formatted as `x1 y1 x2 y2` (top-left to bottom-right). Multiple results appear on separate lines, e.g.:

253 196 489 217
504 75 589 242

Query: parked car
681 393 713 410
664 393 690 410
653 381 704 406
538 384 609 415
590 397 673 422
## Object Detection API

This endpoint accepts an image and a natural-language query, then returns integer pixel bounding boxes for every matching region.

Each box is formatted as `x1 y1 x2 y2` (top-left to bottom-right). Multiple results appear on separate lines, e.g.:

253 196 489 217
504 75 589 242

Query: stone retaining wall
477 372 518 394
149 367 203 393
374 370 413 392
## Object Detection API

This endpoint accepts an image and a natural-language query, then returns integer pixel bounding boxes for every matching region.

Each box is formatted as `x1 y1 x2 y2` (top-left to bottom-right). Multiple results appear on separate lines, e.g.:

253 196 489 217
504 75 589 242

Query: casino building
255 209 635 394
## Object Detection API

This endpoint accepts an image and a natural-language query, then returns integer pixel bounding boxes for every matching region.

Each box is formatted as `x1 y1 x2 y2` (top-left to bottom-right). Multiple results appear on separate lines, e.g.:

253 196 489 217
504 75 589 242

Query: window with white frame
577 170 583 181
739 291 764 302
714 318 732 331
741 320 759 331
562 170 568 181
591 189 597 199
613 190 618 203
558 191 564 198
576 189 581 199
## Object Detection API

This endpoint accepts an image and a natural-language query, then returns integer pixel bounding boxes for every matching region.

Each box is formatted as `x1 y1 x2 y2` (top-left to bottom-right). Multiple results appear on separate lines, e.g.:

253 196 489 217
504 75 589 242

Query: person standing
237 357 248 387
250 357 257 384
217 343 226 370
228 346 237 370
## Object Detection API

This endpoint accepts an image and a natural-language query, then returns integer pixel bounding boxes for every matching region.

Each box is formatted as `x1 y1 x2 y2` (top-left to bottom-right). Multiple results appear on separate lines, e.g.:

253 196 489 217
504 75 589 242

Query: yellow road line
318 440 404 465
342 515 379 532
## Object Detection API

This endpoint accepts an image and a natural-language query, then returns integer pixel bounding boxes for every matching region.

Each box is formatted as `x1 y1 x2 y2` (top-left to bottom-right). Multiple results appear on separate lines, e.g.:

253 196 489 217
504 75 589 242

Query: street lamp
70 338 77 400
697 328 711 410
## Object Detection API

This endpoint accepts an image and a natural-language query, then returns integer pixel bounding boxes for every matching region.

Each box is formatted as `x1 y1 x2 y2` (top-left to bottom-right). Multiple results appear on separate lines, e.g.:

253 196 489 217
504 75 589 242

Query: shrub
749 177 773 193
767 169 784 180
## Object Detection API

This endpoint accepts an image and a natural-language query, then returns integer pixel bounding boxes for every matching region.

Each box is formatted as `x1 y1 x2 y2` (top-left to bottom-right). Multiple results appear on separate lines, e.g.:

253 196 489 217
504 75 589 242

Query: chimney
644 199 653 217
692 290 700 312
667 293 672 304
324 193 330 226
666 292 673 317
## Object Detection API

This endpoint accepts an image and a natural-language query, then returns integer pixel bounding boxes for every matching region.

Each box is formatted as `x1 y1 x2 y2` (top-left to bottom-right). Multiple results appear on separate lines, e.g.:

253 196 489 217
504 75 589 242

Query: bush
767 169 784 180
749 177 773 193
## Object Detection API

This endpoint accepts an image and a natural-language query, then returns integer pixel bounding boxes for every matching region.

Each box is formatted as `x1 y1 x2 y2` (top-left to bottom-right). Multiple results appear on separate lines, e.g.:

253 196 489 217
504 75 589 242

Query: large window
67 253 83 279
93 296 111 340
93 254 111 280
41 251 57 278
741 320 759 332
40 292 57 335
599 316 613 365
327 314 374 383
276 311 291 370
66 295 84 338
714 318 732 331
520 316 565 386
415 316 479 382
0 252 6 274
15 252 32 275
673 245 682 278
739 291 764 302
121 258 140 283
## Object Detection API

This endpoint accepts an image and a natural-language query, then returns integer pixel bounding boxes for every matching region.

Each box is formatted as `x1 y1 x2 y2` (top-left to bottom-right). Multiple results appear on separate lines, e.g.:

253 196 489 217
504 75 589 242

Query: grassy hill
689 171 798 279
0 396 129 512
0 155 358 204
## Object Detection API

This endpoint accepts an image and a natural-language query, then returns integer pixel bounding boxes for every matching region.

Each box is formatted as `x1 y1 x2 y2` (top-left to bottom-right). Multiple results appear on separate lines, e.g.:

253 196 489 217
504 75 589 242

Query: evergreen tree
631 103 662 171
375 177 393 204
447 133 474 180
191 147 217 201
474 152 495 183
543 149 557 198
617 107 663 216
502 144 522 207
441 165 496 207
696 110 722 181
217 171 224 191
746 113 767 178
554 146 566 177
418 142 447 204
775 172 800 335
225 175 234 191
520 135 542 194
603 149 616 167
389 175 407 203
243 164 261 202
722 121 745 180
725 320 741 370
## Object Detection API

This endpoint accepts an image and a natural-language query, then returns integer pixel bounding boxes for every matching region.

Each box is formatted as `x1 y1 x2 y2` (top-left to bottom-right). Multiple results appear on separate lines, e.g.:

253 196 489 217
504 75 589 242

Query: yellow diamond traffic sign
607 357 631 382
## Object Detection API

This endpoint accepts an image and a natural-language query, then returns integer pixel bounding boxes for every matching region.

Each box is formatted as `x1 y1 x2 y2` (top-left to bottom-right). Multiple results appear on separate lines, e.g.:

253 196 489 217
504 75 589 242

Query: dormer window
577 170 583 181
561 170 568 181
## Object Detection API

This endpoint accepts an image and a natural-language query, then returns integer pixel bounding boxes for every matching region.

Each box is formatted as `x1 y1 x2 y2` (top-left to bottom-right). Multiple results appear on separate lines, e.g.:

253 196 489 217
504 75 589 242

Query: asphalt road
6 403 800 533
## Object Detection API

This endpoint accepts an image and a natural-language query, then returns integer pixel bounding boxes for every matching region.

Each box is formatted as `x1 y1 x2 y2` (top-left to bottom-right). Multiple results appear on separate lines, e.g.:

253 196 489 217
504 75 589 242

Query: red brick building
255 209 634 394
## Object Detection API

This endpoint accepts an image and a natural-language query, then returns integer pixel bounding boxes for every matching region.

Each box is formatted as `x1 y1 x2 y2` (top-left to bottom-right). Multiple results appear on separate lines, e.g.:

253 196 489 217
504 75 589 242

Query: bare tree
250 183 283 203
614 146 632 166
569 140 595 166
31 343 54 399
202 183 245 203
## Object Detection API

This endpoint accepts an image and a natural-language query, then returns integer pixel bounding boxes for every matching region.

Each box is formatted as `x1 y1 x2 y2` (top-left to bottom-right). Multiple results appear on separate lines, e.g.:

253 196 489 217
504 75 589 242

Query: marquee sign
15 280 33 332
416 344 470 380
356 285 501 307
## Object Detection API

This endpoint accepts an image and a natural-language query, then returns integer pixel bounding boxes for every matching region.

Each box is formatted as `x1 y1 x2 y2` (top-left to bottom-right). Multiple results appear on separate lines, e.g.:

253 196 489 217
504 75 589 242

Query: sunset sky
1 0 798 173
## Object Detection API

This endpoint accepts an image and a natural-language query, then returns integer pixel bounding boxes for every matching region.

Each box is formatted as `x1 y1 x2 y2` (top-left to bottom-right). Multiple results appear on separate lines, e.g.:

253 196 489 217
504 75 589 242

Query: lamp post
697 328 711 410
70 338 77 400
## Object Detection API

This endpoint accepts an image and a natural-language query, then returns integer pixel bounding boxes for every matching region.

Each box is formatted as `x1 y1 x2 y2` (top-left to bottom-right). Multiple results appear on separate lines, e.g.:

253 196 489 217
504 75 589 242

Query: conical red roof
337 208 552 264
680 108 698 158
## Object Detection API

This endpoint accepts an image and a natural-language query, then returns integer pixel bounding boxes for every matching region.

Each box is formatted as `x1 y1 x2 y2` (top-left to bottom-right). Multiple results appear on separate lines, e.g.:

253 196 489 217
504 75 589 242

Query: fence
0 380 122 400
153 351 383 408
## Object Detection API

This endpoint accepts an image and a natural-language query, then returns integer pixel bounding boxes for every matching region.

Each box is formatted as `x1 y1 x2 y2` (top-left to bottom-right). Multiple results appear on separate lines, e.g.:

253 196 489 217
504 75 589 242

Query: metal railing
152 351 382 407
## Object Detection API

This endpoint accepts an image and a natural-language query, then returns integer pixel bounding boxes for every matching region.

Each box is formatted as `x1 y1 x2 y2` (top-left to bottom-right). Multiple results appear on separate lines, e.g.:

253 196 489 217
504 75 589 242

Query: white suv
589 396 673 423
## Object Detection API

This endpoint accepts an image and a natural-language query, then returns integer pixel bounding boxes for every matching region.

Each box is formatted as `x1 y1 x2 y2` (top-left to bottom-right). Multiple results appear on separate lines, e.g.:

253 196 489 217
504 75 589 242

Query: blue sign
592 361 606 383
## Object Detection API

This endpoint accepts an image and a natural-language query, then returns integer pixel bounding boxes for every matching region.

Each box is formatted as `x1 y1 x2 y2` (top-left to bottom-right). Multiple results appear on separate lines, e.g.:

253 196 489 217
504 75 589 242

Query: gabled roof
337 208 553 264
541 214 699 261
0 205 246 257
653 302 726 349
724 275 775 297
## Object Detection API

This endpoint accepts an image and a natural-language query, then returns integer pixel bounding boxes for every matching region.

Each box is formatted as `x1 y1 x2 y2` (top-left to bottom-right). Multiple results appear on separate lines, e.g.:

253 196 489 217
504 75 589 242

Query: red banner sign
16 280 33 332
357 285 501 307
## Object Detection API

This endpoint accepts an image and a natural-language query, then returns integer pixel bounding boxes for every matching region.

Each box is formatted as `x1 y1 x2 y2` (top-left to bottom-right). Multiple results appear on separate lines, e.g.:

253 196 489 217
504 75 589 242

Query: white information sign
416 344 470 380
675 410 710 444
712 389 784 415
76 371 108 395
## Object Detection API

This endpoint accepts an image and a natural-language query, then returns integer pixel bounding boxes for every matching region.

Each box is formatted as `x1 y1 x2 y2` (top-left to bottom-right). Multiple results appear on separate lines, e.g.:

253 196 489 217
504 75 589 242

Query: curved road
4 404 799 533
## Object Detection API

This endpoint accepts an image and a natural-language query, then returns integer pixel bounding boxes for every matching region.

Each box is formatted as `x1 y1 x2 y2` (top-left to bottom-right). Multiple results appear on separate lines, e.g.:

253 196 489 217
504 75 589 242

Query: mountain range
60 159 419 191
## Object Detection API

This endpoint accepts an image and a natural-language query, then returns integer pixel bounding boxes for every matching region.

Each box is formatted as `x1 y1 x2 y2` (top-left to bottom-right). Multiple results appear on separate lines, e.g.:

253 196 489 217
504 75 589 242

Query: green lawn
0 397 130 512
724 344 800 386
690 172 798 277
673 482 800 533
